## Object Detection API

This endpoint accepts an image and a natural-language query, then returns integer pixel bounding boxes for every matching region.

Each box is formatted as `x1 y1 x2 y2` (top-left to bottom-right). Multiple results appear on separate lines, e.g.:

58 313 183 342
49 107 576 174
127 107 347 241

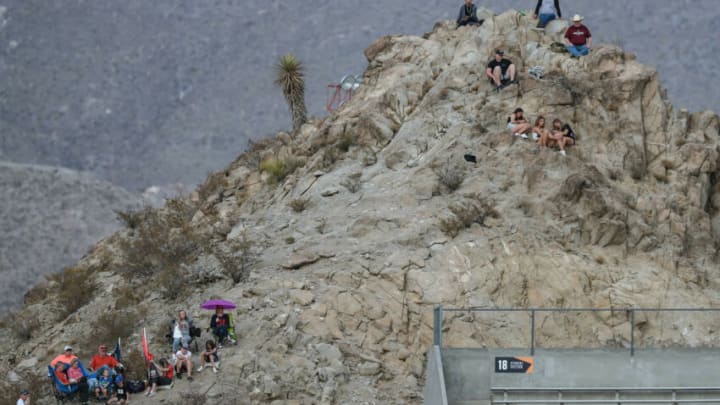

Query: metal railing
490 386 720 404
432 307 720 356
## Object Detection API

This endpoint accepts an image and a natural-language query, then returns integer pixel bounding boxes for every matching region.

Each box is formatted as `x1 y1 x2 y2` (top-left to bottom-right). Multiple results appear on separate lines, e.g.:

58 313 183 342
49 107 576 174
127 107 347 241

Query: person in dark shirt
457 0 482 27
210 307 231 346
547 118 576 156
486 49 517 91
533 0 562 28
564 15 592 57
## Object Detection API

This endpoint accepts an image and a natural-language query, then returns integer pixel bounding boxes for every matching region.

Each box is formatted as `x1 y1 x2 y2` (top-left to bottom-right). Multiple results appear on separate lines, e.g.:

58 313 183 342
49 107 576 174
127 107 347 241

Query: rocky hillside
2 10 719 404
0 162 143 312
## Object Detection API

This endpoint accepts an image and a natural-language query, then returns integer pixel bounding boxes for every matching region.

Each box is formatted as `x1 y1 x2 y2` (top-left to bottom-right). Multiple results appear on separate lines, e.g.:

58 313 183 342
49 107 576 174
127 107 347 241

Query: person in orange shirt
50 345 78 367
89 344 123 372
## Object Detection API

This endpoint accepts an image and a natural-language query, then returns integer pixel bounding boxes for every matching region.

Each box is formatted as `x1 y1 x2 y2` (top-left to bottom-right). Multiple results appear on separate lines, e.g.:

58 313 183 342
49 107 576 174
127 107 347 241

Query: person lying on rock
533 0 562 28
486 49 518 91
564 15 592 57
457 0 483 27
544 118 576 156
507 108 533 138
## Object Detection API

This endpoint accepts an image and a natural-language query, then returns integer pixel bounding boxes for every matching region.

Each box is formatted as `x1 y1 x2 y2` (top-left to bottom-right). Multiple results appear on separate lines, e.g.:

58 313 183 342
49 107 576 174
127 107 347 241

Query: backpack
126 380 146 393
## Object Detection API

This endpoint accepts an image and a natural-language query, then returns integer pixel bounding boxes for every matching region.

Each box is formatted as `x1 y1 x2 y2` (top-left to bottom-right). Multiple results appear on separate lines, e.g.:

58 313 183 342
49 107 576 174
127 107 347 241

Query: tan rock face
3 9 720 405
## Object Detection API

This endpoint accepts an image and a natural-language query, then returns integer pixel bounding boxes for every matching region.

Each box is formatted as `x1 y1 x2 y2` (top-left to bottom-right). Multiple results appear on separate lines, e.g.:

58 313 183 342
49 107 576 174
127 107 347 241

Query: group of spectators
455 1 588 154
457 1 593 90
47 307 235 401
508 108 576 155
51 344 125 404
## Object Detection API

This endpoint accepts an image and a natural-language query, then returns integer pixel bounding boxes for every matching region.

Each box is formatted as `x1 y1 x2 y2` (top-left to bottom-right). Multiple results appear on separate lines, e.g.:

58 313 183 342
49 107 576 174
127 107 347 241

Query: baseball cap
495 49 504 55
182 343 189 349
63 345 72 351
572 14 583 22
20 389 29 395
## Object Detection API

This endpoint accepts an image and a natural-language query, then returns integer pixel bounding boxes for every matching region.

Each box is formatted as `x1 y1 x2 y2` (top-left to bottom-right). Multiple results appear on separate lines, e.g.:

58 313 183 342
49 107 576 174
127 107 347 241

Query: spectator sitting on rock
145 358 173 397
171 310 193 353
108 375 127 404
174 344 194 381
197 339 219 374
16 388 30 405
89 344 122 374
50 345 78 367
543 118 576 156
486 49 517 91
531 116 548 141
564 15 592 57
507 108 533 138
210 307 231 346
533 0 562 28
457 0 482 27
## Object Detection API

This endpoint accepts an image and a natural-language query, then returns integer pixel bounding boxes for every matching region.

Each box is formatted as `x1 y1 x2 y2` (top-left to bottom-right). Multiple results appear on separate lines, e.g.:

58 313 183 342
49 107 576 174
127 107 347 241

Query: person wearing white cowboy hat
564 14 592 57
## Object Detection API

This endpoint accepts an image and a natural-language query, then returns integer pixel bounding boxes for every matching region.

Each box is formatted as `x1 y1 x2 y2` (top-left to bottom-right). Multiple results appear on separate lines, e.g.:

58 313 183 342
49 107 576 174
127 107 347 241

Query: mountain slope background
0 162 143 310
1 10 719 403
1 0 719 190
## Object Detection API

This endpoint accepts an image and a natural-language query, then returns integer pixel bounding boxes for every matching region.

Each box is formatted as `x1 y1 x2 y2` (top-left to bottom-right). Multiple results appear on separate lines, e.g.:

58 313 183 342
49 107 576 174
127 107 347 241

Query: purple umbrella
200 299 236 310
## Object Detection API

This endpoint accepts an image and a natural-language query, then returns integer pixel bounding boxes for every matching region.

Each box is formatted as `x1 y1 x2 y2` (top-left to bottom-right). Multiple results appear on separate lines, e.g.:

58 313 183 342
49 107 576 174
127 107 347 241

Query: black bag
190 326 202 338
126 380 146 393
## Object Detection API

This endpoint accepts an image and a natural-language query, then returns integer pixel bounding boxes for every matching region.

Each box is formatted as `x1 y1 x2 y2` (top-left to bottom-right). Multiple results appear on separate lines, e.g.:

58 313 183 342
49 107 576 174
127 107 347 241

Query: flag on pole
113 338 122 362
142 327 153 366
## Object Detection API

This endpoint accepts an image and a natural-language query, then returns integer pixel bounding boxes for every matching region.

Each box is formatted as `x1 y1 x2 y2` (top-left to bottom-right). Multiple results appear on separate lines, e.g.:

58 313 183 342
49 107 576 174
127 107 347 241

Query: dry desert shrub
434 164 465 194
288 197 311 213
47 266 98 319
440 199 499 238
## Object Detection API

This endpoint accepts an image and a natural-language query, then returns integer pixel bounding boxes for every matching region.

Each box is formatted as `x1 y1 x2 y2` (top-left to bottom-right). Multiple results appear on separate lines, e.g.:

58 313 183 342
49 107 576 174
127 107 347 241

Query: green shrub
260 157 305 184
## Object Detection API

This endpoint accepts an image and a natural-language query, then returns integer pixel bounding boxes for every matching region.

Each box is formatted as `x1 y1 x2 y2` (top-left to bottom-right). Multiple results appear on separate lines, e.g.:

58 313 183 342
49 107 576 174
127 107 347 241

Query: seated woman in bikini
532 116 550 142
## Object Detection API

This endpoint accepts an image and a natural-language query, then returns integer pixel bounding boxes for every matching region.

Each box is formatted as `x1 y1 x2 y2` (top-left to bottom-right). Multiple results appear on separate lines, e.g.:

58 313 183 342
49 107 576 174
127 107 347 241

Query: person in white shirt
174 344 194 381
17 389 30 405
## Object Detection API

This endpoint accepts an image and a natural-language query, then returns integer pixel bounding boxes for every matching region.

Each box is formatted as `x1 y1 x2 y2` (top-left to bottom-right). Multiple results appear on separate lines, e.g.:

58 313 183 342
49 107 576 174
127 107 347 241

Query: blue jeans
566 44 589 57
538 13 555 27
172 336 191 353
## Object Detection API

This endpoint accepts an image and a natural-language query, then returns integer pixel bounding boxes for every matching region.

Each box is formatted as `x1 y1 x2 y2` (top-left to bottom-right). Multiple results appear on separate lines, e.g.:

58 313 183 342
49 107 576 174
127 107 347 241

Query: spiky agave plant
274 53 307 133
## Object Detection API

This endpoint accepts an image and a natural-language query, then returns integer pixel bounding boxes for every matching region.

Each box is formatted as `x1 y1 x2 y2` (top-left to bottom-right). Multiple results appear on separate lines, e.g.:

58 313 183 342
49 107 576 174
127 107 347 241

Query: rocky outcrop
2 10 719 404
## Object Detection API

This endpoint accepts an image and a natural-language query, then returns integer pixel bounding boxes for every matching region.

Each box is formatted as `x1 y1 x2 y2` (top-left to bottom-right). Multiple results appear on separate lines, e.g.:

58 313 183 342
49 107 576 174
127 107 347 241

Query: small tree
274 53 307 132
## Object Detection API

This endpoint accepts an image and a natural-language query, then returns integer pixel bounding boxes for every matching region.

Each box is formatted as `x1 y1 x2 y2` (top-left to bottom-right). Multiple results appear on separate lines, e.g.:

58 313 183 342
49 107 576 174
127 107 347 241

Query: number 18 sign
495 357 534 374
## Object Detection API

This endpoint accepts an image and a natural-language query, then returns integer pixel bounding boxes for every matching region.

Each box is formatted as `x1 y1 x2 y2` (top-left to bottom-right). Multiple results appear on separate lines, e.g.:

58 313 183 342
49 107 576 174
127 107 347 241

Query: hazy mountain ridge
0 161 143 311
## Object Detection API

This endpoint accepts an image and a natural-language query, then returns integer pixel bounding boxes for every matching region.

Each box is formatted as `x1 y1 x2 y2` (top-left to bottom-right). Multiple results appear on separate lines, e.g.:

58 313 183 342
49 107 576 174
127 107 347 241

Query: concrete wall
440 348 720 404
424 346 449 405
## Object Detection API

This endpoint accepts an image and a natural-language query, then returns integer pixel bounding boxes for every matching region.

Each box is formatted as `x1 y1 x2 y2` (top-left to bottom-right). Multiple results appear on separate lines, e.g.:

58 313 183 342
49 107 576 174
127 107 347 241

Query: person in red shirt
50 345 78 367
89 344 123 373
564 14 592 57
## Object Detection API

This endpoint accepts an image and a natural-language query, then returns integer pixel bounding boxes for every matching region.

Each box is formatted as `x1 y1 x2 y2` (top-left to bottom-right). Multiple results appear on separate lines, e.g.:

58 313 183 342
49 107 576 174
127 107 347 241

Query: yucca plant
274 53 308 133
